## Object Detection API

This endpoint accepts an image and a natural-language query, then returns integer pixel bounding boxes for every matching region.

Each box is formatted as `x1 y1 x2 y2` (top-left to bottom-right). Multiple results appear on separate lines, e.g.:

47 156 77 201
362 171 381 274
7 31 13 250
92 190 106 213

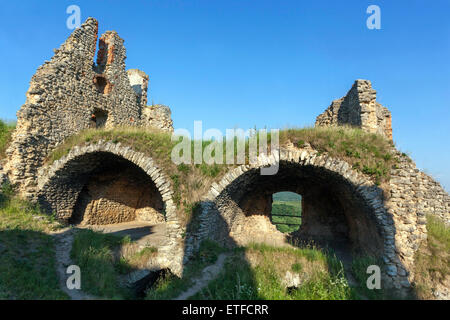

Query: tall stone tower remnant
315 79 393 141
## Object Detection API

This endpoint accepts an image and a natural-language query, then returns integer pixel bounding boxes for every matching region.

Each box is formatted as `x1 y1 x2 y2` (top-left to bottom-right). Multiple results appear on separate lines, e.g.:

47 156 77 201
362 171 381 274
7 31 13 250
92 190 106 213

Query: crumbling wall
4 18 174 197
316 80 393 140
71 166 164 225
142 104 174 132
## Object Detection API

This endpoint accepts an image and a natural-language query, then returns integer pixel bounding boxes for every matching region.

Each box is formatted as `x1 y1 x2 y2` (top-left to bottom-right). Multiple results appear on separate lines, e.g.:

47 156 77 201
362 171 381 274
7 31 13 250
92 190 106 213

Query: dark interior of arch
66 152 164 225
218 161 384 257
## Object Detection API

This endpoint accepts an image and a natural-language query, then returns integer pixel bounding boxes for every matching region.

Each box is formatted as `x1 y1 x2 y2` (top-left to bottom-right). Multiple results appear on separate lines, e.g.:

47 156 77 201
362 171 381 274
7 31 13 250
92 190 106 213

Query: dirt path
51 228 96 300
174 253 229 300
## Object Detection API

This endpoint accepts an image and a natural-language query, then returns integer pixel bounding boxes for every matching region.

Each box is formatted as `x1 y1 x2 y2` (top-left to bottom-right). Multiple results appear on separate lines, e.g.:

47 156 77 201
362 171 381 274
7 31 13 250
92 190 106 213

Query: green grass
0 185 67 299
146 240 227 300
271 215 302 225
70 229 133 299
413 215 450 299
272 191 302 202
0 119 15 158
271 200 302 233
191 243 355 300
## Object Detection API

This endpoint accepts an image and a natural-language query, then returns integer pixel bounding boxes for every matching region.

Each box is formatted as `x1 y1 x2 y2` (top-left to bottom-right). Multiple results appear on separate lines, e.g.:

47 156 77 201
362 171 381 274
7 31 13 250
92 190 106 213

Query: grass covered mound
44 125 397 223
0 185 67 299
279 126 397 184
45 126 229 223
413 215 450 299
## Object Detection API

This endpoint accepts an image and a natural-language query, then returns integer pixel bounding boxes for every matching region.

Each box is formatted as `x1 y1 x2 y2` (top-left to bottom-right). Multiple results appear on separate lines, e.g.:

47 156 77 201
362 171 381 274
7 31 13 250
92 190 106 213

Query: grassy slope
413 215 449 299
70 228 160 299
0 186 67 299
146 241 392 300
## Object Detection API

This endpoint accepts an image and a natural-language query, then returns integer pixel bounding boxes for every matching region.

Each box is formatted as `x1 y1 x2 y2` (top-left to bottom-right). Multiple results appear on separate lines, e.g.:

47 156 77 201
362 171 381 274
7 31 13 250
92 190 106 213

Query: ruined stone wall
72 167 164 225
128 69 149 108
315 80 393 140
4 18 174 197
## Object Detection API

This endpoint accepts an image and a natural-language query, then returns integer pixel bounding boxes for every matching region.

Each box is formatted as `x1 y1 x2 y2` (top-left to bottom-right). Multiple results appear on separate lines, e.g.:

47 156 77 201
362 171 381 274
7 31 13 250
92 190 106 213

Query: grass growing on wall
191 243 356 300
0 185 67 299
69 228 162 299
47 126 396 189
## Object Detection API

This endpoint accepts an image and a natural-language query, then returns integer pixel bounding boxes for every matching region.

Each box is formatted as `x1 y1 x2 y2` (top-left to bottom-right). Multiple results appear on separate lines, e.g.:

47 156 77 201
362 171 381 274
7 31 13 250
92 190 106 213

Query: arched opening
69 153 164 226
93 75 108 94
38 148 182 275
212 161 384 259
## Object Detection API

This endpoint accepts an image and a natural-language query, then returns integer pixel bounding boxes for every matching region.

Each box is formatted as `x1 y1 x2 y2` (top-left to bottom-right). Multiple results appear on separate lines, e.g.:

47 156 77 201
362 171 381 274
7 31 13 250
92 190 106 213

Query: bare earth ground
51 221 167 300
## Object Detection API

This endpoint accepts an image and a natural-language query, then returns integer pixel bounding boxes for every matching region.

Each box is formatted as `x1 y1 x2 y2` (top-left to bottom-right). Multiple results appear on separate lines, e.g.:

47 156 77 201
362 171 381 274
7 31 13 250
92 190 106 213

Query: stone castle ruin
3 17 173 199
1 18 449 295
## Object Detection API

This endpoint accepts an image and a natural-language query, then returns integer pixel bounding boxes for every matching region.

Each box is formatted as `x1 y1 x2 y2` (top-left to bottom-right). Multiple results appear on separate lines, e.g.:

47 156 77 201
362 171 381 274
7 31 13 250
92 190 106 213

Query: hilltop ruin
0 17 448 295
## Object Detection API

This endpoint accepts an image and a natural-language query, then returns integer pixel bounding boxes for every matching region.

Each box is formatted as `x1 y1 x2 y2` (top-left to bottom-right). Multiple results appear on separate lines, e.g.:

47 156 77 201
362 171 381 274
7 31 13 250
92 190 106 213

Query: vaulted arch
36 141 184 274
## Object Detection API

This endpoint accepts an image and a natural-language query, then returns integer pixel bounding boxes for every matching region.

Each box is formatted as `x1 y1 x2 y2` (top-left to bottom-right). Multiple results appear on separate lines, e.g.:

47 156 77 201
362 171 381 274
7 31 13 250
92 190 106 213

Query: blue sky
0 1 449 190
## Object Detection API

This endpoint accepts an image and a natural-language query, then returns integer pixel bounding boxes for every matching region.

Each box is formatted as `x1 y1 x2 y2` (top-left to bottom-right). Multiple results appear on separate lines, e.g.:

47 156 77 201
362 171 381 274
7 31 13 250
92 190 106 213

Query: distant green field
272 191 302 202
271 192 302 233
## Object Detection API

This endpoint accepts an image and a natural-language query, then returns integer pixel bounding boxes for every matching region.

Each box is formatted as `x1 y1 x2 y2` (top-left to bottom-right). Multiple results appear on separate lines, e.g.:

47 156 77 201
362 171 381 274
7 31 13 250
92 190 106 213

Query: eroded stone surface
316 80 393 140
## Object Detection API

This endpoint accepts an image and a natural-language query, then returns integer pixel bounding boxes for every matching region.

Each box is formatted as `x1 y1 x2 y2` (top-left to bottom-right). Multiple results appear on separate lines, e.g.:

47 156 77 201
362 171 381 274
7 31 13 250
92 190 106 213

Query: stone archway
36 141 184 274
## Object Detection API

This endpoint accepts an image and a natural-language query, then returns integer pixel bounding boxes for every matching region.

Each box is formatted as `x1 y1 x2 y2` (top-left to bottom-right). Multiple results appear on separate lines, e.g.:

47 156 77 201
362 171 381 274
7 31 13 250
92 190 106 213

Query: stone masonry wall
316 80 393 140
385 151 450 285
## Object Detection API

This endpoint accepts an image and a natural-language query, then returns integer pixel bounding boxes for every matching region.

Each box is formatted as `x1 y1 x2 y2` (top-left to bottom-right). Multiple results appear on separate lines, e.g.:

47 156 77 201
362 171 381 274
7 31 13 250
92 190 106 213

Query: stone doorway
69 157 165 226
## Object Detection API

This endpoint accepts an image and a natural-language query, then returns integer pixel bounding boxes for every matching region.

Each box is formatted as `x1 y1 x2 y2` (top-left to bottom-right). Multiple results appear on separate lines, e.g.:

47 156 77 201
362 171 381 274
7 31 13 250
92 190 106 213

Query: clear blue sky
0 1 449 190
